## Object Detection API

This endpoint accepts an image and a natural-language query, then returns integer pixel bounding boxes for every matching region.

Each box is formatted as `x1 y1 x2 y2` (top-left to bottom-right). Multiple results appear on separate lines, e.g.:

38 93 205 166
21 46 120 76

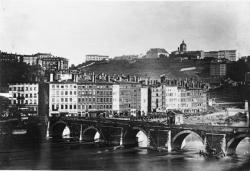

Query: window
70 105 72 109
70 98 72 102
74 91 76 95
65 91 68 95
52 85 55 88
61 85 64 88
30 94 32 98
61 98 64 102
61 91 64 95
70 91 72 95
65 98 68 102
61 105 64 109
74 105 76 109
65 105 68 109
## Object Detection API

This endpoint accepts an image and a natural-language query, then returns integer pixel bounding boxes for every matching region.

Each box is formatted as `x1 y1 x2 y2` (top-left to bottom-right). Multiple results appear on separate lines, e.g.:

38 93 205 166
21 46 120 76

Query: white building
140 87 148 115
204 50 237 61
9 83 39 115
85 55 109 62
49 82 78 116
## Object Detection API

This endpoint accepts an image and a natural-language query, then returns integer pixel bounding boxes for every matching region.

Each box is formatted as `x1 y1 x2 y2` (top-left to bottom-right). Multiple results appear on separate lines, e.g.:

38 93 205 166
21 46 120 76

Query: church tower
179 40 187 52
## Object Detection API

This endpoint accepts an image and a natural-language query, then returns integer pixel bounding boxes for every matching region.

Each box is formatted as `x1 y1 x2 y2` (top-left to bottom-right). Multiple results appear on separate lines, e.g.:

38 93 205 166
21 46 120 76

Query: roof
147 48 168 54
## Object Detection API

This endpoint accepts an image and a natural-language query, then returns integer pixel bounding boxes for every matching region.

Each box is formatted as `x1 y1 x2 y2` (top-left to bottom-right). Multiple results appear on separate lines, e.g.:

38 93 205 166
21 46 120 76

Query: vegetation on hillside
0 61 43 87
79 58 210 79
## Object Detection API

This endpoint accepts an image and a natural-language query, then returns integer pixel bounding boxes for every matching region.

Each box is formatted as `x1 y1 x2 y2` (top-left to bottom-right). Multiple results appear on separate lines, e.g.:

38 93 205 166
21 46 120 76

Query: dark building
37 57 68 71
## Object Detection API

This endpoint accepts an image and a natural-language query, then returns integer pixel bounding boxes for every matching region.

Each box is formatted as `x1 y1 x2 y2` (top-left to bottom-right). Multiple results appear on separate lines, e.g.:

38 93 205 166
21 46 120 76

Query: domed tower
179 40 187 52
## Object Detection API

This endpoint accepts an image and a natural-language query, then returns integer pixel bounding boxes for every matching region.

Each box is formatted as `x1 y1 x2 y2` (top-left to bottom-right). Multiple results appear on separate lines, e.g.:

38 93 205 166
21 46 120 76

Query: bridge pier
204 133 226 155
167 130 172 152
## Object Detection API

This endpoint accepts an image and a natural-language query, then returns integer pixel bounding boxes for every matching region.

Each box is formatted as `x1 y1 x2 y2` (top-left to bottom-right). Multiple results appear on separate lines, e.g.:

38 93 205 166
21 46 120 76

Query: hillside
78 58 210 79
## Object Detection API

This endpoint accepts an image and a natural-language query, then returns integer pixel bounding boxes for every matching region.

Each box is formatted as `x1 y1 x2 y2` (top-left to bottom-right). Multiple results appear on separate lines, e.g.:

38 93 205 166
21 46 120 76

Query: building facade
205 50 237 61
150 85 207 113
112 83 142 115
37 57 68 71
49 82 77 116
9 83 39 116
85 55 109 62
77 82 113 116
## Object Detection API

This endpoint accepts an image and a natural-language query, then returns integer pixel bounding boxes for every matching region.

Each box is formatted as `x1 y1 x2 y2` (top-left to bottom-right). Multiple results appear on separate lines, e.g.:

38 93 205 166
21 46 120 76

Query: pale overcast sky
0 0 250 64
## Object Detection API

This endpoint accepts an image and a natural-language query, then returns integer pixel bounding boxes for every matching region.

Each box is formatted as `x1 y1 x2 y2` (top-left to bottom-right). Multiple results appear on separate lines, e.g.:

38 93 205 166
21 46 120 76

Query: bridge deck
52 117 250 134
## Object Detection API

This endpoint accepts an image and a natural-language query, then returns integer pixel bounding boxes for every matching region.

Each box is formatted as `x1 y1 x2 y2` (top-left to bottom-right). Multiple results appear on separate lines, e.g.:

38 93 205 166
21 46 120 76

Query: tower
179 40 187 52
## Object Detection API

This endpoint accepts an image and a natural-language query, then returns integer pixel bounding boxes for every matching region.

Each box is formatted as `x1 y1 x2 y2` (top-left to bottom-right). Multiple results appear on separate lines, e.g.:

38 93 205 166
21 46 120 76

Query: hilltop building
145 48 169 58
170 41 204 59
85 55 109 62
37 56 68 71
204 50 237 61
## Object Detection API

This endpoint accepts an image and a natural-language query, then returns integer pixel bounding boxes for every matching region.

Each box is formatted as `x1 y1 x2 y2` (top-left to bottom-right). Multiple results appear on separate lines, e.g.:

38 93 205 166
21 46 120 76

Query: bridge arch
172 130 204 150
227 134 249 155
82 126 105 142
123 127 149 147
51 120 70 138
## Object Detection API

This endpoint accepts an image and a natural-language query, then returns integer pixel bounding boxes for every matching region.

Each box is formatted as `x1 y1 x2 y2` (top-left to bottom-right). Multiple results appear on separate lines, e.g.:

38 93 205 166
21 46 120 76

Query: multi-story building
210 63 227 77
204 50 237 61
85 55 109 62
150 85 207 113
0 51 23 62
151 85 164 112
9 83 39 116
77 82 113 116
145 48 169 58
22 55 38 65
112 83 142 115
37 57 68 71
49 82 77 116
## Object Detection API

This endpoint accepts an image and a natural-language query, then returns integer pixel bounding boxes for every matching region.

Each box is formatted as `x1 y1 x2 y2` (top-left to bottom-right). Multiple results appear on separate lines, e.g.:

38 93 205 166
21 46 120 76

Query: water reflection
0 134 250 170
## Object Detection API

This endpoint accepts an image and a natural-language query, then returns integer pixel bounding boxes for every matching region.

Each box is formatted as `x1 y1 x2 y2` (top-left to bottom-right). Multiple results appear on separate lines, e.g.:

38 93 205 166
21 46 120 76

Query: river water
0 134 250 171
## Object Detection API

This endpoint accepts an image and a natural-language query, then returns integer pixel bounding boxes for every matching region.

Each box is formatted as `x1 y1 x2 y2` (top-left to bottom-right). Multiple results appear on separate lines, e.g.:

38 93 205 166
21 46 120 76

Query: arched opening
227 134 250 155
82 126 103 142
172 130 204 151
51 121 68 139
62 126 71 138
136 131 148 148
123 127 148 148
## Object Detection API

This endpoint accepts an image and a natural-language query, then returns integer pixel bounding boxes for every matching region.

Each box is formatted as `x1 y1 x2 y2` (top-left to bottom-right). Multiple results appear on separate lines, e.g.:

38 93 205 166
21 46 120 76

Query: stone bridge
47 116 250 155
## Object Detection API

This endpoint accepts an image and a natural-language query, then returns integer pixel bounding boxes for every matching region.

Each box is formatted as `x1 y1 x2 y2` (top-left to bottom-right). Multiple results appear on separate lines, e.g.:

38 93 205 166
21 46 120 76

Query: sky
0 0 250 65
